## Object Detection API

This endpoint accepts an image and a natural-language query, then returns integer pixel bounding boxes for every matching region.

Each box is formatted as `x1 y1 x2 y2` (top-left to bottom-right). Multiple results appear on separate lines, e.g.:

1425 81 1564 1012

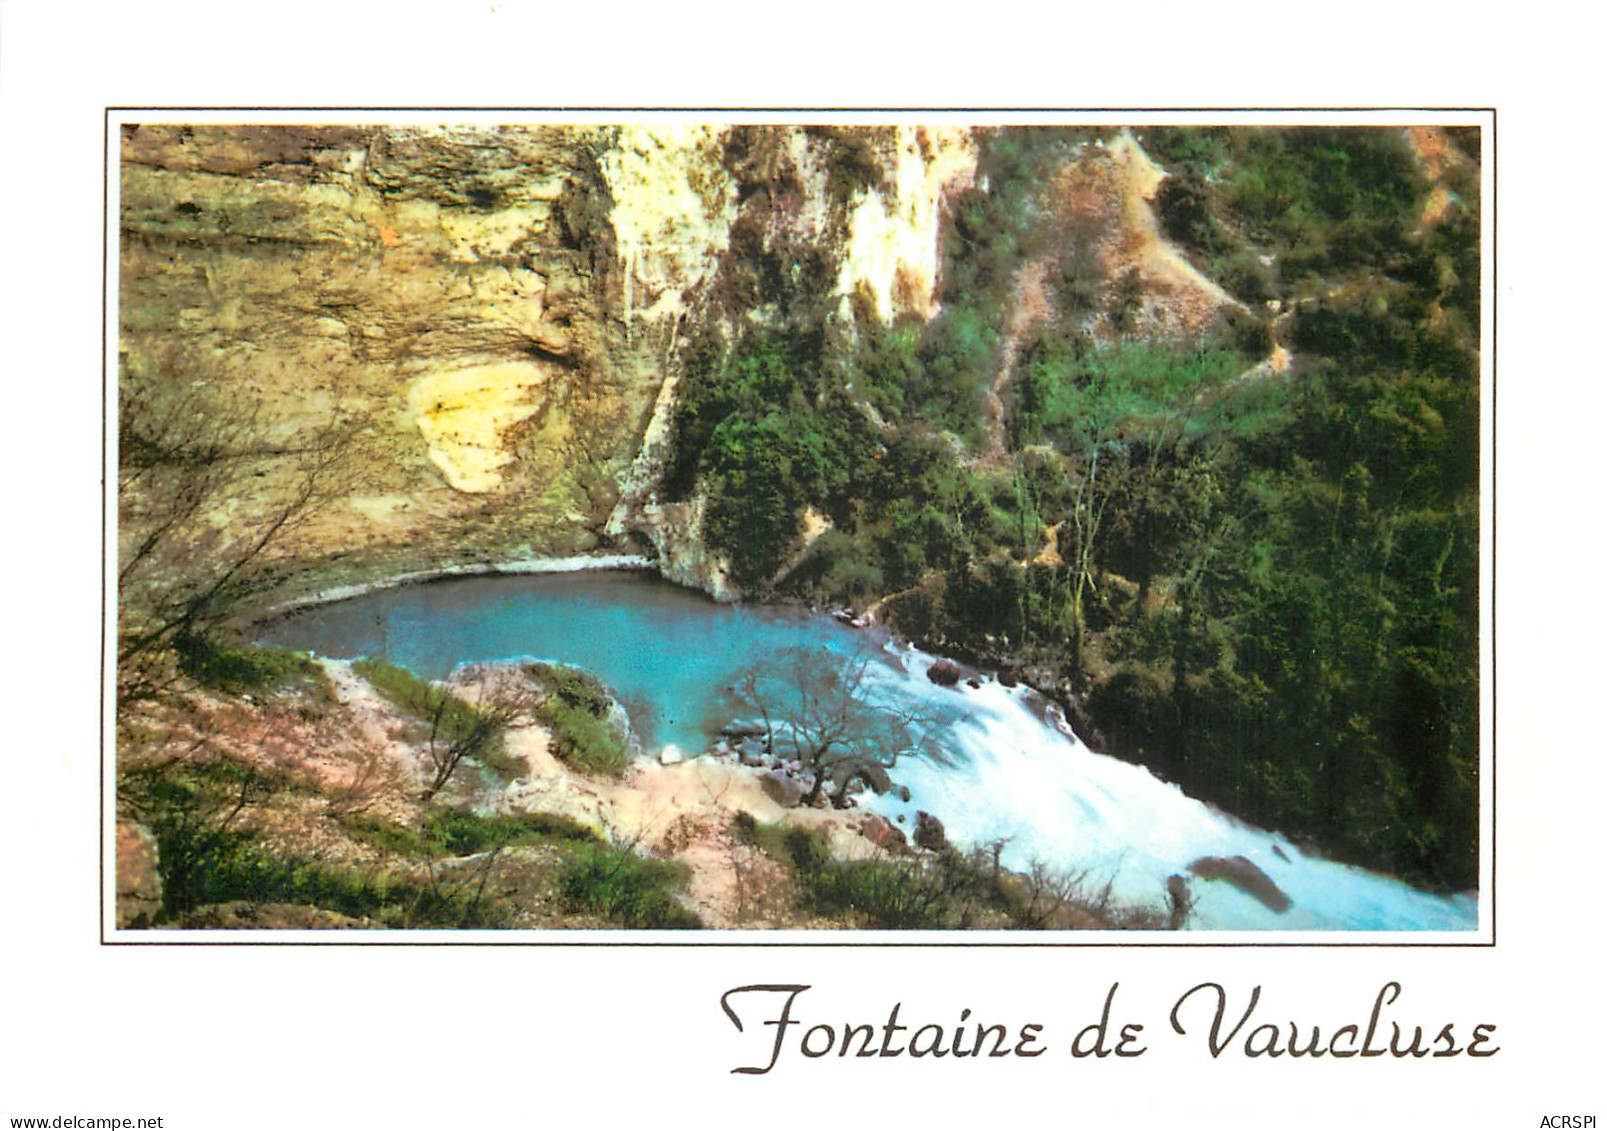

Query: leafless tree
321 730 409 819
116 375 372 706
419 666 540 800
1011 859 1100 928
728 645 935 808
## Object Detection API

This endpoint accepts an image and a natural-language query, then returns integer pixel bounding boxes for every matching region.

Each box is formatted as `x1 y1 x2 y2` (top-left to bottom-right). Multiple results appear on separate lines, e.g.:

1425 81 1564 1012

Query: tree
729 645 931 808
116 375 371 706
419 667 540 800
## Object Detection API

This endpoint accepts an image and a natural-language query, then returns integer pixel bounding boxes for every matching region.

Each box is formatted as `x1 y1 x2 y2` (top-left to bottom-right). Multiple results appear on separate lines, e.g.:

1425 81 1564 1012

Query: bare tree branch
728 645 934 808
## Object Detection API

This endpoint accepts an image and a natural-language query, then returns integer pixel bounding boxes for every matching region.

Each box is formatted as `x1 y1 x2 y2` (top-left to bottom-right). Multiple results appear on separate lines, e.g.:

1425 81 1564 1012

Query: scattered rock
1272 844 1290 862
658 743 683 765
724 721 769 740
835 762 893 796
897 785 912 803
1166 874 1193 930
861 815 909 853
913 810 950 854
1188 855 1291 913
997 670 1019 688
759 771 804 808
1046 694 1106 752
965 678 982 690
926 659 963 687
737 740 768 767
116 820 162 928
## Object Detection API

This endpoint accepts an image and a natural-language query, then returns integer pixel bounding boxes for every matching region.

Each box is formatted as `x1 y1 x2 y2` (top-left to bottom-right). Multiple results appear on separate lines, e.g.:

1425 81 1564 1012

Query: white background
0 2 1598 1127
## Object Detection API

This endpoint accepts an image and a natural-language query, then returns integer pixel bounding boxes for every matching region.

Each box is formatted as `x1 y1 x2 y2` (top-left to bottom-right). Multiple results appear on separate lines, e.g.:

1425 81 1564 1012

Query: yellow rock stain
836 126 977 322
407 361 549 493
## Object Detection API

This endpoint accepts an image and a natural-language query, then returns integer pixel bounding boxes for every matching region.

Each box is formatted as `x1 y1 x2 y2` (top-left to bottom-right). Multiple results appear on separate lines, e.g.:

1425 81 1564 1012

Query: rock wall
118 123 985 602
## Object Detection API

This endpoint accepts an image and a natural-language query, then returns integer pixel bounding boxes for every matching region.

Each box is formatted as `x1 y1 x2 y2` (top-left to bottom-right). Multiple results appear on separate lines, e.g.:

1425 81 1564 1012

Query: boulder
759 771 804 808
861 815 909 853
1064 697 1107 753
926 659 962 687
1187 855 1291 913
833 762 894 796
724 721 769 740
913 810 950 854
1166 874 1193 930
658 743 684 765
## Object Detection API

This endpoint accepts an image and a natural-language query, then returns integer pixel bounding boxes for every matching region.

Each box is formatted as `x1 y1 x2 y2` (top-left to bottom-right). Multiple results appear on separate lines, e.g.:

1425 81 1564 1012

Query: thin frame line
101 106 1498 949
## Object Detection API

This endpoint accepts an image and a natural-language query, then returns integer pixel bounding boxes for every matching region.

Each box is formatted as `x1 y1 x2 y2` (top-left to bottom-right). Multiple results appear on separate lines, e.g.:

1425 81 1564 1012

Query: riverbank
257 553 656 620
115 649 1161 931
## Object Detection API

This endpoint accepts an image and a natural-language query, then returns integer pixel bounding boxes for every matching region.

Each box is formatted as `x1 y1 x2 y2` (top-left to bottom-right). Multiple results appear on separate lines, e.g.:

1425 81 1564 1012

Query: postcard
2 6 1593 1129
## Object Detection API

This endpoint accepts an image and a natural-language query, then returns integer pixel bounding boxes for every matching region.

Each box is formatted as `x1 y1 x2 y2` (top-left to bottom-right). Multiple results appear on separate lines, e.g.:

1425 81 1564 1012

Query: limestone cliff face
118 123 978 602
600 125 978 598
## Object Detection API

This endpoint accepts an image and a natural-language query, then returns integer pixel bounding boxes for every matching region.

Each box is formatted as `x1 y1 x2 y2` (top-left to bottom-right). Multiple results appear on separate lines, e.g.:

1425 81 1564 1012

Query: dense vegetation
558 843 700 929
734 815 1164 929
670 125 1480 889
175 637 334 705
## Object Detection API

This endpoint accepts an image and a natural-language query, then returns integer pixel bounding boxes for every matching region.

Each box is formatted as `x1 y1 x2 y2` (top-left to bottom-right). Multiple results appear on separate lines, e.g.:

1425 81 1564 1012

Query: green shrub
802 855 951 929
544 699 630 776
427 808 599 855
122 759 505 927
526 663 631 777
352 657 513 774
1156 173 1226 254
176 635 332 704
345 808 600 859
731 813 795 863
761 826 950 929
558 844 700 929
353 657 446 716
341 814 434 857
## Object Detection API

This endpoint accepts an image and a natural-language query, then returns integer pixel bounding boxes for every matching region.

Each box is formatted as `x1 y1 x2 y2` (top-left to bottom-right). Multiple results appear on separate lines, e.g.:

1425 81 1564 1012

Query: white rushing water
258 570 1477 932
853 642 1477 932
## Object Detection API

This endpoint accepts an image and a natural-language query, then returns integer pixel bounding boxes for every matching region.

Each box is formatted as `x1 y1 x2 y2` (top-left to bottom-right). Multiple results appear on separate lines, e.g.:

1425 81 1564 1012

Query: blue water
258 570 1478 932
260 571 879 754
